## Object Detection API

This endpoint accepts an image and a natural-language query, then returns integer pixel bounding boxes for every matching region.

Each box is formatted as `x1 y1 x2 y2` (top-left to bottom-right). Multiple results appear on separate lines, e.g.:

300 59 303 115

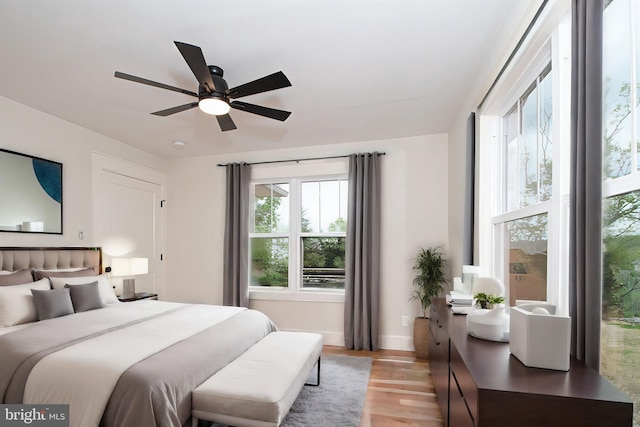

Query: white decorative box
509 303 571 371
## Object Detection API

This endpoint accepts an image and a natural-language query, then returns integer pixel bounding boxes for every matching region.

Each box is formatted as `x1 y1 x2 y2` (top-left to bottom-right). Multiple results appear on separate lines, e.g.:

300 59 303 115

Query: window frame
249 173 348 302
478 13 572 313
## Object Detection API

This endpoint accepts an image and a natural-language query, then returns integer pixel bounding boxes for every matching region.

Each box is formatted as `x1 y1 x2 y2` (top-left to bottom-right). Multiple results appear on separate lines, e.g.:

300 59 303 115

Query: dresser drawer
450 369 475 427
450 342 478 423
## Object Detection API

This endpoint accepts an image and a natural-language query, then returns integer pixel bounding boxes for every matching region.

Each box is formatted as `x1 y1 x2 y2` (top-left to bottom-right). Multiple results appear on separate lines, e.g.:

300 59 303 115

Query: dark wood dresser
429 298 633 427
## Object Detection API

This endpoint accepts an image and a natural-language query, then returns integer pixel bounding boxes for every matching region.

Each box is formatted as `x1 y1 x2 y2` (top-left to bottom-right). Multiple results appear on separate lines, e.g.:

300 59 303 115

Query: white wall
446 1 548 280
167 134 449 350
0 95 167 248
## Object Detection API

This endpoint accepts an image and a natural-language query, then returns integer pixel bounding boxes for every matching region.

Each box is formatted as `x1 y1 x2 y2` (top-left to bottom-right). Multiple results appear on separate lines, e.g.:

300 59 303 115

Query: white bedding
0 323 31 336
23 301 246 427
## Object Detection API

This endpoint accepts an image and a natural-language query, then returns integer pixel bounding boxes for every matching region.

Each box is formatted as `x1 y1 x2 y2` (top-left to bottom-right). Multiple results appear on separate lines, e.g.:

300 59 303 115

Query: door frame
91 152 167 299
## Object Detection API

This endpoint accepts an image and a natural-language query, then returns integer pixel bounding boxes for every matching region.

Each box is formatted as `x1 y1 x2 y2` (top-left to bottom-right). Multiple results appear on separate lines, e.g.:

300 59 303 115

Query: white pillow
33 267 87 273
0 278 51 327
50 274 119 305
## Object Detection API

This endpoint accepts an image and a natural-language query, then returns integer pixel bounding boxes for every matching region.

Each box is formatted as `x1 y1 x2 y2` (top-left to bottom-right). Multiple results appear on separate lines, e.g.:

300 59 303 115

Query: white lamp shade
110 258 130 277
111 257 148 276
130 258 148 275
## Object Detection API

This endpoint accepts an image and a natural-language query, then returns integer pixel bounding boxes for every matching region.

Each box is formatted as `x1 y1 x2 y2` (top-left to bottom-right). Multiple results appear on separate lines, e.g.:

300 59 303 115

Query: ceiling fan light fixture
198 97 230 116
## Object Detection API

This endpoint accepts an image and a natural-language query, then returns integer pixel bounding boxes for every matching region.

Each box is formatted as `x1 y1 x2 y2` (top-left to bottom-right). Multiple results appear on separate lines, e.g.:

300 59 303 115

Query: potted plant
474 293 505 310
410 246 448 359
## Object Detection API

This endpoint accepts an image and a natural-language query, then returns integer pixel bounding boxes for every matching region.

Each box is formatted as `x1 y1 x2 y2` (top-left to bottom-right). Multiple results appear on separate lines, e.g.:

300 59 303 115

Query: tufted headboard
0 247 102 273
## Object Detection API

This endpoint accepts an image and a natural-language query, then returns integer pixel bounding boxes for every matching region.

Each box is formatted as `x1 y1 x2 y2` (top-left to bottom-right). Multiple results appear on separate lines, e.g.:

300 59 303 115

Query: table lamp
111 257 148 298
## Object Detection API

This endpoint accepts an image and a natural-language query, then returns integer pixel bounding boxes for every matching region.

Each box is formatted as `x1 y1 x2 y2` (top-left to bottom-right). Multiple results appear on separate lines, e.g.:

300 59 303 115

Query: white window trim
248 173 348 302
493 61 555 306
249 289 345 303
603 169 640 199
479 12 571 313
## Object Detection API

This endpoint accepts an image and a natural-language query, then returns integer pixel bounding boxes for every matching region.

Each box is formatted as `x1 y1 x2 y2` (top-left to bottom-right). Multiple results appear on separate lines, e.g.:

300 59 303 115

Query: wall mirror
0 149 63 234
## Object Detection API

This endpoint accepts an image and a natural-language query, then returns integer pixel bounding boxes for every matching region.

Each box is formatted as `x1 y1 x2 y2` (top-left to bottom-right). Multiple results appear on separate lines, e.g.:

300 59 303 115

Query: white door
93 153 166 298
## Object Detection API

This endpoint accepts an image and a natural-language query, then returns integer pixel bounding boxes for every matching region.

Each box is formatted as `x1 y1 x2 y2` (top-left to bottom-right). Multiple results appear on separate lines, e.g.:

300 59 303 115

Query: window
249 177 348 292
601 0 640 423
492 65 554 306
250 183 290 287
300 180 348 289
504 66 553 210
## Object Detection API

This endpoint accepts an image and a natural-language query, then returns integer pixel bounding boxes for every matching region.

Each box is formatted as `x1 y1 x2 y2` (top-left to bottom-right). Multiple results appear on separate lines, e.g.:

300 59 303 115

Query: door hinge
160 200 166 207
160 254 164 261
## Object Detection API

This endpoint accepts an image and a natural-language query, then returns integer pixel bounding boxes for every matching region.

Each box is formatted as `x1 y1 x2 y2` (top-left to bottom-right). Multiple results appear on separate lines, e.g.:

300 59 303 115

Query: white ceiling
0 0 533 159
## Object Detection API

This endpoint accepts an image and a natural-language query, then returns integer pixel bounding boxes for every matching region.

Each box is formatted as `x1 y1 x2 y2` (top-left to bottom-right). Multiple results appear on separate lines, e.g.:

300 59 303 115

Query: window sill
249 289 345 303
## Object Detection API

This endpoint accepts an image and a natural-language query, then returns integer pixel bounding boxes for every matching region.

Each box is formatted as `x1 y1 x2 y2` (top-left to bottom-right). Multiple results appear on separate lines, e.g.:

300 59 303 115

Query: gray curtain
569 0 603 370
344 152 382 351
463 112 476 265
223 162 251 307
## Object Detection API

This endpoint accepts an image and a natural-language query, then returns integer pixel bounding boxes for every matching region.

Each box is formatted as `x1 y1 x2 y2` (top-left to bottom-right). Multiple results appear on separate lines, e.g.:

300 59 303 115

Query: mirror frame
0 148 63 234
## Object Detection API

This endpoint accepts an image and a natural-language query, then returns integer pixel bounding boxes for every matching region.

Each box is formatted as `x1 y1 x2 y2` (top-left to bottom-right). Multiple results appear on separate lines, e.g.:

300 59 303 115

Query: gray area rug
204 354 372 427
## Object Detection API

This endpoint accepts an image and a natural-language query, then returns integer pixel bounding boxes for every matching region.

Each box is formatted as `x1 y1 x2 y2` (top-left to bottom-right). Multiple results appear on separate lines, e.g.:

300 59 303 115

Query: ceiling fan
115 41 292 131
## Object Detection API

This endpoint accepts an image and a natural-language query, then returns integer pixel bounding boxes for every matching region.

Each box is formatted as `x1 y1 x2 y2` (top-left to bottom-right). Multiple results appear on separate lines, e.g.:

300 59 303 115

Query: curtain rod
217 152 386 167
477 0 549 110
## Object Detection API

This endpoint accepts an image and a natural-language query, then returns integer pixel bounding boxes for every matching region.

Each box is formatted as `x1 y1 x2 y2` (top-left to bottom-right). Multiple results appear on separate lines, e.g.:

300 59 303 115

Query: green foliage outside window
250 237 289 287
250 187 347 289
603 193 640 319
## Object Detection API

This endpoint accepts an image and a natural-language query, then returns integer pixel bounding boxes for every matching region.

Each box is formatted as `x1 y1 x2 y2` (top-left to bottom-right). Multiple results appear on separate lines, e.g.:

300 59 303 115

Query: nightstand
118 292 158 302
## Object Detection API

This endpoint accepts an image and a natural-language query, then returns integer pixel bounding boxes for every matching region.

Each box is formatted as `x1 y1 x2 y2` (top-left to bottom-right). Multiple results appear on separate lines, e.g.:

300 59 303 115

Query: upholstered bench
192 331 323 427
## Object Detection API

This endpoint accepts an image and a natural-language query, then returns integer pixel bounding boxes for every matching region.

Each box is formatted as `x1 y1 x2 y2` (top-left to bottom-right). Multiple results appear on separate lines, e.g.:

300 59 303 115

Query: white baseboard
379 334 414 351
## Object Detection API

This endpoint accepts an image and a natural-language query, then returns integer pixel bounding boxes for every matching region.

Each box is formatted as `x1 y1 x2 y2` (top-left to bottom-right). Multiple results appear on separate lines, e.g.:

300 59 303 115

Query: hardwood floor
322 346 445 427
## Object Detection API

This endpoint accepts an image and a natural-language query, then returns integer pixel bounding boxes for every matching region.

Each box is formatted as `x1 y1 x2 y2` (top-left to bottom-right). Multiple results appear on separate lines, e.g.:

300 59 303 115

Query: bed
0 247 277 427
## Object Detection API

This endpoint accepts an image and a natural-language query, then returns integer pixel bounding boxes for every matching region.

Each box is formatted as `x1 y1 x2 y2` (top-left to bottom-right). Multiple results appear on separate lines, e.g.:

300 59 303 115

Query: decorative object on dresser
461 264 482 295
509 301 571 371
410 246 448 359
472 292 504 310
429 298 632 426
466 276 510 342
446 277 474 314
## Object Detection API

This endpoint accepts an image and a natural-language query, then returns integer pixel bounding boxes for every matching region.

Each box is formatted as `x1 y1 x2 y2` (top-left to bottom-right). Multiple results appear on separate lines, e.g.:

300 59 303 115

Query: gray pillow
31 288 74 321
0 269 34 286
66 281 104 312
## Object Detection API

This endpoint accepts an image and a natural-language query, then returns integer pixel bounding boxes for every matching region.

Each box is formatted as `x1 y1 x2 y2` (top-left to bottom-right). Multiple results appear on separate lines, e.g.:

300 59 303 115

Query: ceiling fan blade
151 102 199 116
226 71 292 99
231 101 291 122
216 114 237 131
174 41 216 92
114 71 197 97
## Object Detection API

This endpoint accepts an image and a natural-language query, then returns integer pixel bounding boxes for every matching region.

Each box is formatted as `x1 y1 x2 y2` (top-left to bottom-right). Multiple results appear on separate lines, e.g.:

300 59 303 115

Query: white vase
466 304 510 342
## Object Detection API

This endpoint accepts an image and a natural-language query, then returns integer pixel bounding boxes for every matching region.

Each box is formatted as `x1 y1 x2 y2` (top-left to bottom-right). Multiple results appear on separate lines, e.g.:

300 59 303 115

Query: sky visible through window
301 180 348 232
603 0 635 178
261 180 348 232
